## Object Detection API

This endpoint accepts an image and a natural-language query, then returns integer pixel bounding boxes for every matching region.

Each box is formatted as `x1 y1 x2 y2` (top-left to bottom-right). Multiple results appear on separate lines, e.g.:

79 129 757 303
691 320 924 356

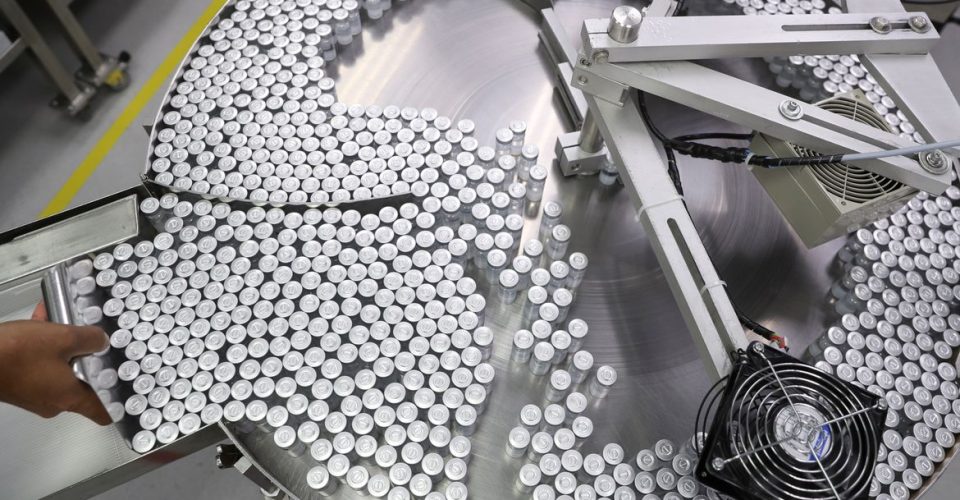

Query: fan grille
696 344 885 500
795 96 904 204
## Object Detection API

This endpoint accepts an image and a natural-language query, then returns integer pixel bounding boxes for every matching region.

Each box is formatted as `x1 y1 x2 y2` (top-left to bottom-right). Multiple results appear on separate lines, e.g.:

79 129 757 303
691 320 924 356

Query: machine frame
545 0 960 380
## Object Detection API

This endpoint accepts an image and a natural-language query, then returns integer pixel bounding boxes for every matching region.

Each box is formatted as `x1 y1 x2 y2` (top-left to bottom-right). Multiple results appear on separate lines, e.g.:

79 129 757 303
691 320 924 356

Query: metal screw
711 458 725 471
909 16 931 33
778 100 803 120
920 150 950 174
593 50 610 64
870 17 892 35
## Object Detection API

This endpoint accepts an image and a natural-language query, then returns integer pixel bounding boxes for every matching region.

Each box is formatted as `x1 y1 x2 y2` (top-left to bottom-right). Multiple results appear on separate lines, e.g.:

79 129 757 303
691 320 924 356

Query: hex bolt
909 16 931 33
920 150 950 174
778 99 803 120
870 16 892 35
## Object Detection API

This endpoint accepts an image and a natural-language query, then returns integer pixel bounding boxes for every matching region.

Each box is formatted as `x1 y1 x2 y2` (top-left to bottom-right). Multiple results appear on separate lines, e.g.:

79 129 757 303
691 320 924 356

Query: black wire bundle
635 91 786 347
634 92 872 169
635 91 686 195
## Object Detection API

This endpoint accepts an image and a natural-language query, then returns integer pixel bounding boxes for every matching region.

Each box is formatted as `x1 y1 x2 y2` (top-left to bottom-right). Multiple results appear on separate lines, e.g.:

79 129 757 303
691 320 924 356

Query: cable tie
636 195 685 220
699 279 727 297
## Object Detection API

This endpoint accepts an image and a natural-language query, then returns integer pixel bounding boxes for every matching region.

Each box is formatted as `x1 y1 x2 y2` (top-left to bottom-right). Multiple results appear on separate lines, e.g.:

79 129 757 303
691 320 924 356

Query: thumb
32 302 47 321
62 326 109 358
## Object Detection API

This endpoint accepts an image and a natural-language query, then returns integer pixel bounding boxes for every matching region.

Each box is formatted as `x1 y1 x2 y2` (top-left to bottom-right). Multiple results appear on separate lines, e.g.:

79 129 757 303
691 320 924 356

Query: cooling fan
695 342 887 500
750 92 917 248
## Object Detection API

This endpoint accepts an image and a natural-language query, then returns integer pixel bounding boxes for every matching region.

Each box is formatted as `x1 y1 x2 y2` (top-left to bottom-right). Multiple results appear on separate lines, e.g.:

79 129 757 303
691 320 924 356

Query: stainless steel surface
0 194 139 287
221 0 847 497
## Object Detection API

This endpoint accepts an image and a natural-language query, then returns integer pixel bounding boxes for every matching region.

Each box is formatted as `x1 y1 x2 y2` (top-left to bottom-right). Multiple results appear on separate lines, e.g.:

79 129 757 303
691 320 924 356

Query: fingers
61 325 109 358
31 302 47 321
63 380 112 426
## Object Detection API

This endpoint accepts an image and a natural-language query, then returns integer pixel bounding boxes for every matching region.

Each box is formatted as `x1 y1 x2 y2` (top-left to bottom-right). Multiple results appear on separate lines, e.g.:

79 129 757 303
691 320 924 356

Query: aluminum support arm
571 59 952 194
581 12 938 63
585 91 748 380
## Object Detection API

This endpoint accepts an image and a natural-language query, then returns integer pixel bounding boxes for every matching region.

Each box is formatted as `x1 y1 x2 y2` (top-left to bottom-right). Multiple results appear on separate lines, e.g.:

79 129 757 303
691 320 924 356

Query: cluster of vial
693 0 923 144
494 202 610 396
79 100 562 500
508 404 722 499
494 214 727 499
65 189 501 500
804 184 960 498
147 0 437 204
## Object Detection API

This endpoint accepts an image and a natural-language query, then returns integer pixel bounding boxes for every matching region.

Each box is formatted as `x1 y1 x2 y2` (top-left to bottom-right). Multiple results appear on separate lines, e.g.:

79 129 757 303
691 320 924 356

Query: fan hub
774 403 832 463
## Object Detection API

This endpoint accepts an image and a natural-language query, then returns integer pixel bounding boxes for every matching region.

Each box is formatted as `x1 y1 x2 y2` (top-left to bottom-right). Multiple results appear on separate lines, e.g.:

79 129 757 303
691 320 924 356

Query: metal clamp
556 111 610 176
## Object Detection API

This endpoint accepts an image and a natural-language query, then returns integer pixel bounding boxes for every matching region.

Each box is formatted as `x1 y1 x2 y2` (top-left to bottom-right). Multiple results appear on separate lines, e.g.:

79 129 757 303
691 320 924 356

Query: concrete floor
0 0 214 234
1 1 960 499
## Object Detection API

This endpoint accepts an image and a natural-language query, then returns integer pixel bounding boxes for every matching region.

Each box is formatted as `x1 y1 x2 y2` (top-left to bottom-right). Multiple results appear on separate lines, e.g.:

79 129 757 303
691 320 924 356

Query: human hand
32 302 47 321
0 317 111 425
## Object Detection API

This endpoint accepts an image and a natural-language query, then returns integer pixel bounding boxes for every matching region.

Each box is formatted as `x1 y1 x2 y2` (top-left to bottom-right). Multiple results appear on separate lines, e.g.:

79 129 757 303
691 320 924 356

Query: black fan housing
696 342 886 500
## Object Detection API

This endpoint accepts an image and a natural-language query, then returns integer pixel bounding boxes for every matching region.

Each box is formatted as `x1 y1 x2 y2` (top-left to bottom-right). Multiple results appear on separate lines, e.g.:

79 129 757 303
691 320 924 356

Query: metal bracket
556 131 607 176
539 8 588 126
555 2 960 379
571 60 629 107
572 58 952 194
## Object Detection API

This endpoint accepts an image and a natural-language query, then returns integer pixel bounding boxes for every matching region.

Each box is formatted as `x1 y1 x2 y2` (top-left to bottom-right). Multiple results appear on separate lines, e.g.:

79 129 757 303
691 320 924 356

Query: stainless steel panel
0 194 139 287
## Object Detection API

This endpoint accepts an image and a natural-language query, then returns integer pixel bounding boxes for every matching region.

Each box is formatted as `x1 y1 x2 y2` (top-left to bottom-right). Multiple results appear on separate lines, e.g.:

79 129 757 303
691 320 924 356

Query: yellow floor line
39 0 228 218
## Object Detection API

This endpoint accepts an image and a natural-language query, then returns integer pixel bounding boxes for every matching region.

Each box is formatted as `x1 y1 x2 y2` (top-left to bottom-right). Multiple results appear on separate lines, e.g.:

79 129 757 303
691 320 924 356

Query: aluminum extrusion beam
572 59 952 193
581 12 939 63
584 90 747 381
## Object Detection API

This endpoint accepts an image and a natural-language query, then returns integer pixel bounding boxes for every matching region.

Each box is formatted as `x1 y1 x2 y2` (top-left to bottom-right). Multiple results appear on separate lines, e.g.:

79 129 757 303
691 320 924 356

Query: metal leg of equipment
0 0 129 116
0 0 88 113
44 0 130 92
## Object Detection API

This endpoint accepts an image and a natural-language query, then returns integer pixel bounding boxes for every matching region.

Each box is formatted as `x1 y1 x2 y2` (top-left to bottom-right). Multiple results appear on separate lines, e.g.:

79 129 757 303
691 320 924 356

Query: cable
694 374 728 454
665 146 684 196
673 132 754 143
636 89 960 169
636 90 685 194
635 90 787 349
749 137 960 168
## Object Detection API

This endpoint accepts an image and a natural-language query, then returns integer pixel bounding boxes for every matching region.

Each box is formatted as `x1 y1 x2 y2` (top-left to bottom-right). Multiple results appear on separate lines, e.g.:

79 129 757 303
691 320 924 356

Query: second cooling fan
696 342 887 500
